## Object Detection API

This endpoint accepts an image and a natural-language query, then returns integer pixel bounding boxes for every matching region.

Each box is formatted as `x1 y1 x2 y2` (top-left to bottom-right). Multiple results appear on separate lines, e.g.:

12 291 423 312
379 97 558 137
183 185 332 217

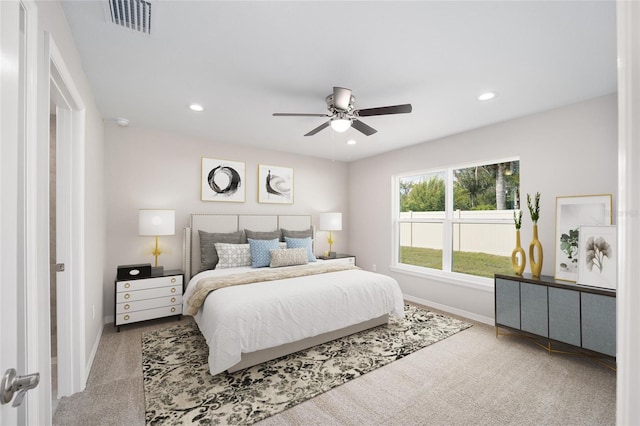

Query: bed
182 214 405 375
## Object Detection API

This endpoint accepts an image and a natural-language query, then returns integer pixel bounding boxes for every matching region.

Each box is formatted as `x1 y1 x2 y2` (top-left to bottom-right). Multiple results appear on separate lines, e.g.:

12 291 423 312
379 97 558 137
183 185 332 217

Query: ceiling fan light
330 118 351 132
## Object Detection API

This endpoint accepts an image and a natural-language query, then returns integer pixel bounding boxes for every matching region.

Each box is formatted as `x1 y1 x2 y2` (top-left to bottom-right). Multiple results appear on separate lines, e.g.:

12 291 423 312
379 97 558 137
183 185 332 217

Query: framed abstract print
201 157 245 202
258 164 293 204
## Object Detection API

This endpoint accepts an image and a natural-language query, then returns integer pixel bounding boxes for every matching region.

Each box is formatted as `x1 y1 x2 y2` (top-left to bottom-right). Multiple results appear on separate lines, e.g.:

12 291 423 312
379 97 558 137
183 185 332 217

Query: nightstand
115 269 183 331
317 253 356 266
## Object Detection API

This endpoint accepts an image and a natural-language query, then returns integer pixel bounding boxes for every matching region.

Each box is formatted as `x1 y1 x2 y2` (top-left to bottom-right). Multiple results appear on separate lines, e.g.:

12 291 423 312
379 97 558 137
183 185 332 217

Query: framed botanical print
201 157 245 202
258 164 293 204
554 194 612 282
577 225 616 290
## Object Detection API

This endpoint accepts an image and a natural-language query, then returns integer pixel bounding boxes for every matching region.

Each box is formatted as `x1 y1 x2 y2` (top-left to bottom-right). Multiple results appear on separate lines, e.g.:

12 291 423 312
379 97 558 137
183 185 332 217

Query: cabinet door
520 282 548 337
548 287 581 346
495 278 520 329
581 293 616 357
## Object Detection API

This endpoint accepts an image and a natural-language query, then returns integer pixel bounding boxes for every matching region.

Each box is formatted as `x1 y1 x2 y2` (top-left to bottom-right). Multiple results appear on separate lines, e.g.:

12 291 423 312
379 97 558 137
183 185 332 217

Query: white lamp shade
139 209 175 236
330 118 351 133
319 212 342 231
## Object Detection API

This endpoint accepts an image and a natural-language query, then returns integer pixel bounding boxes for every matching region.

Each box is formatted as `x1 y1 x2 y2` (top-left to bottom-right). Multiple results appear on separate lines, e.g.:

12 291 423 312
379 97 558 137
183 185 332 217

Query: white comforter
183 263 405 375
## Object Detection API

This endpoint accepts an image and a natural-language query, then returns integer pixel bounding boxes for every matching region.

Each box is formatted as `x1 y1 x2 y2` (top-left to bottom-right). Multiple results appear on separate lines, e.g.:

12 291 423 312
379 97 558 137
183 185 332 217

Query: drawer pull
171 287 177 293
124 293 131 299
124 283 131 289
124 314 130 321
124 304 130 310
171 277 176 283
171 307 176 313
171 297 176 303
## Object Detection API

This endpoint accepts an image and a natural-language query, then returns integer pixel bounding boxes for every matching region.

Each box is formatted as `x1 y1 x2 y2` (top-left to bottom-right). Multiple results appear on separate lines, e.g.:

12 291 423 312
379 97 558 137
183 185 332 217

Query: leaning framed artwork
258 164 293 204
201 157 245 202
577 225 616 290
554 194 612 282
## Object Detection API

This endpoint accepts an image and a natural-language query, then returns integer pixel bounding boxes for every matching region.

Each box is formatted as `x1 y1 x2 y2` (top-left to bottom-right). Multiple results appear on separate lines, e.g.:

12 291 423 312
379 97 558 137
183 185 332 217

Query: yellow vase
529 224 543 277
511 230 526 275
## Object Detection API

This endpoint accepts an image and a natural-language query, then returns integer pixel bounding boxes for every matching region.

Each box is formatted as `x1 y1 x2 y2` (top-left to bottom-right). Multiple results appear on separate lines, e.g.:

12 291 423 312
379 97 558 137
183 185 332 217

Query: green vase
511 230 526 275
529 224 543 277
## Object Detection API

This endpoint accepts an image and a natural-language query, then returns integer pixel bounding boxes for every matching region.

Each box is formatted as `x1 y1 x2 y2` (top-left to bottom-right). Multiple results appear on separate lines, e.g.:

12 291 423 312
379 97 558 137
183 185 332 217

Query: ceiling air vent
106 0 153 35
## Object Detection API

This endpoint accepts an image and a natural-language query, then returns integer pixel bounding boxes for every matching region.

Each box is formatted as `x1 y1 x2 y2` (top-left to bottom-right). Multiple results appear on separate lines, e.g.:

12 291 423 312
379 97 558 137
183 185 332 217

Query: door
0 0 40 423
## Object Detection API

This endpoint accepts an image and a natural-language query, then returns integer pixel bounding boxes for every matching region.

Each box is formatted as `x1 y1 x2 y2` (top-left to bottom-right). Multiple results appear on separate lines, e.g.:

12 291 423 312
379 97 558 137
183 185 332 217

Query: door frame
40 34 87 403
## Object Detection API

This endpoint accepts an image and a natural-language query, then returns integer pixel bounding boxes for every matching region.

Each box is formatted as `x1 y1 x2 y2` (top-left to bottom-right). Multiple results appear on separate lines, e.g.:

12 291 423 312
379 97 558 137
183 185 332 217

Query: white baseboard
104 315 114 325
85 322 104 380
403 294 494 325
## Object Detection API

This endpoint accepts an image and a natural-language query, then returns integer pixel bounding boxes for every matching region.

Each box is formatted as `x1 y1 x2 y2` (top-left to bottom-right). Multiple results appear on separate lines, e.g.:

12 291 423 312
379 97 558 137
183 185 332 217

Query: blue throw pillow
248 238 281 268
284 236 317 262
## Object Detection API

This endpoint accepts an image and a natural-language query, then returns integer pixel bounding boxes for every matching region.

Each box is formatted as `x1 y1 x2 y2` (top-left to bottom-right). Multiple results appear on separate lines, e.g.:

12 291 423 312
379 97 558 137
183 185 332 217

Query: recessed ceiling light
189 103 204 112
346 139 357 145
478 92 497 101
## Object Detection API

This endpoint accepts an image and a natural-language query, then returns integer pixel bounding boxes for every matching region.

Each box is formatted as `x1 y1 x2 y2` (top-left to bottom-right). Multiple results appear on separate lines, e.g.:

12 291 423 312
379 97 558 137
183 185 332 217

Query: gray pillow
244 229 281 241
280 227 313 241
199 230 244 272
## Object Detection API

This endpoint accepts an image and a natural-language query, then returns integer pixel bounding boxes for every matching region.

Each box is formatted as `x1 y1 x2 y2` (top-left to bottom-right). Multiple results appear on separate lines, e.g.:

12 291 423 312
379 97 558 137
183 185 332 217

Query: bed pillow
214 243 251 269
248 238 281 268
281 228 313 241
269 248 308 268
199 230 244 272
245 229 281 242
284 236 317 262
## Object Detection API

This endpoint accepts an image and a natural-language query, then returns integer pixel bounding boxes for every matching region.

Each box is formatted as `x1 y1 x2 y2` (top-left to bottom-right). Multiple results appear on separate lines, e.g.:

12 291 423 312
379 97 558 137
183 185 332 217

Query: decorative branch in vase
511 210 526 275
527 192 543 277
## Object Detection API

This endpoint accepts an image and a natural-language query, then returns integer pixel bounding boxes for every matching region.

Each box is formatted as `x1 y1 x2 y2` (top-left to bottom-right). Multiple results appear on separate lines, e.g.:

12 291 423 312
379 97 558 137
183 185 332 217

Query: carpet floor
142 304 471 425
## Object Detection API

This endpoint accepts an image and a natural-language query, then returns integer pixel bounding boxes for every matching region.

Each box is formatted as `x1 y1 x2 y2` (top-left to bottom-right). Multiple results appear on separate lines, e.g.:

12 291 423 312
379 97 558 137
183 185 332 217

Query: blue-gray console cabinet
494 273 616 358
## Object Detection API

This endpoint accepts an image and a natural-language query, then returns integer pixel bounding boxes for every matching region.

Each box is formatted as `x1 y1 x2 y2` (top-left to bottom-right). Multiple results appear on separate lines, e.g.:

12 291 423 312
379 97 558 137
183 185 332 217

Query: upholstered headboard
182 214 313 280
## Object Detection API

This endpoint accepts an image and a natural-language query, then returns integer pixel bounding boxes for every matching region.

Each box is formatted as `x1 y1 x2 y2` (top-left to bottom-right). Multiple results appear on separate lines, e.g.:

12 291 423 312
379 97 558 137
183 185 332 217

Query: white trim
85 323 103 378
390 264 494 293
104 315 115 326
403 294 494 326
616 1 640 423
45 34 87 398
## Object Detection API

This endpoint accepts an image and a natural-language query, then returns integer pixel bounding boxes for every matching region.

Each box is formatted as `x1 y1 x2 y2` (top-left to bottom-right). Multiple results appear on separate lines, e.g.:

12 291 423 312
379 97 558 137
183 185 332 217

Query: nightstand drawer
321 256 355 266
116 305 181 326
117 275 182 292
116 285 181 303
116 295 182 314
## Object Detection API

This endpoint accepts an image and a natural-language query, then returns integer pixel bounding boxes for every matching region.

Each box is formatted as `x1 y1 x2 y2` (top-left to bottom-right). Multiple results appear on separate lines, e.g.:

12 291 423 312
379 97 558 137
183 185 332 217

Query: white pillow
214 243 251 269
269 248 309 268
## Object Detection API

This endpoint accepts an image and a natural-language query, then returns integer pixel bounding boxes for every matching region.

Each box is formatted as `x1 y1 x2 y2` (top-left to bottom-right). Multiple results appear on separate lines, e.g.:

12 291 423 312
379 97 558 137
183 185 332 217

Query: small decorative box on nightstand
115 269 183 331
317 254 356 266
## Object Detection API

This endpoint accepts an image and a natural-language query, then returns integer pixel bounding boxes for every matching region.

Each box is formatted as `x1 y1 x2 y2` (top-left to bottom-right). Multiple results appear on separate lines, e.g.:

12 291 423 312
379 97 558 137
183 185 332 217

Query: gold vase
511 230 526 275
529 224 543 277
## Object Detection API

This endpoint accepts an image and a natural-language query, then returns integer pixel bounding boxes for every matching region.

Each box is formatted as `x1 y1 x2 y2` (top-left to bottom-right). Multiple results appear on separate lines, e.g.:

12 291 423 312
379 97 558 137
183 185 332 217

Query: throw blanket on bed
186 263 359 315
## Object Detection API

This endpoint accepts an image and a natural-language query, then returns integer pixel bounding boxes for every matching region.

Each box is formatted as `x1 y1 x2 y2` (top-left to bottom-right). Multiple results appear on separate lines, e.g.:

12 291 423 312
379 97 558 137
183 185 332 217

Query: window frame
391 157 520 288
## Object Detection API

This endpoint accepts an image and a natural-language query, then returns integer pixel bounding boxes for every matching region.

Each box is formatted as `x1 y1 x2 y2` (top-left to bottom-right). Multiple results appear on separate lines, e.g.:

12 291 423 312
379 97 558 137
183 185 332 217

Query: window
394 159 520 279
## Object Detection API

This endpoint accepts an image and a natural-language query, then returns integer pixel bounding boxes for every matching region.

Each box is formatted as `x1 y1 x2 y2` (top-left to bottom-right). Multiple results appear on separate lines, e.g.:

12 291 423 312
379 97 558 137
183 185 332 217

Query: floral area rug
142 304 472 425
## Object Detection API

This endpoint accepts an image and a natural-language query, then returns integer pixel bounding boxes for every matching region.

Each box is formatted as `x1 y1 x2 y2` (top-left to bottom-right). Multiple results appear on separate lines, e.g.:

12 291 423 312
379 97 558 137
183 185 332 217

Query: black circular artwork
208 166 241 195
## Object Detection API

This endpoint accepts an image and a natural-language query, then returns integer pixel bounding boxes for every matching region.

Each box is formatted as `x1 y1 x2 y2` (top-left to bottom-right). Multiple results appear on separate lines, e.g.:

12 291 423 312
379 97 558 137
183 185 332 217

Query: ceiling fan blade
273 113 329 117
356 104 413 117
333 87 352 111
351 119 377 136
304 121 331 136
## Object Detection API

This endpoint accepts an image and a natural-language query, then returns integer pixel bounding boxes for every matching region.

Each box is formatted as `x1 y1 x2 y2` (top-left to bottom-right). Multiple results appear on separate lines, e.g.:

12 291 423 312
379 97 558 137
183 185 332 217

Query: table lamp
139 209 175 275
319 212 342 258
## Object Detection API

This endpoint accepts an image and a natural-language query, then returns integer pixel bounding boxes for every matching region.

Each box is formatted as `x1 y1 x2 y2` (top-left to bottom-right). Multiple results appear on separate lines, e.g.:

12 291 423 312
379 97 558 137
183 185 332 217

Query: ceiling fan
273 87 412 137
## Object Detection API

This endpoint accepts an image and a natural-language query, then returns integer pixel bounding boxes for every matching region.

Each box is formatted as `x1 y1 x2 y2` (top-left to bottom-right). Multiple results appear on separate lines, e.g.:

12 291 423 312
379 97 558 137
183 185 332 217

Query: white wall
103 125 349 321
36 0 105 378
348 94 618 321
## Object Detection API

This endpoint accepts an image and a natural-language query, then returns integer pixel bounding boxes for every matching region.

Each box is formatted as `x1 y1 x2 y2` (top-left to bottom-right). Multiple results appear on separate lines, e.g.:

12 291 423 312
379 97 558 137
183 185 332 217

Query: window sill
389 264 494 293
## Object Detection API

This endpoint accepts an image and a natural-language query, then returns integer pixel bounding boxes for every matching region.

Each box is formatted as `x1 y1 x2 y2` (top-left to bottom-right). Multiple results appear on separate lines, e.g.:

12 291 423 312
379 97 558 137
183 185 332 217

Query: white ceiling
61 1 617 162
